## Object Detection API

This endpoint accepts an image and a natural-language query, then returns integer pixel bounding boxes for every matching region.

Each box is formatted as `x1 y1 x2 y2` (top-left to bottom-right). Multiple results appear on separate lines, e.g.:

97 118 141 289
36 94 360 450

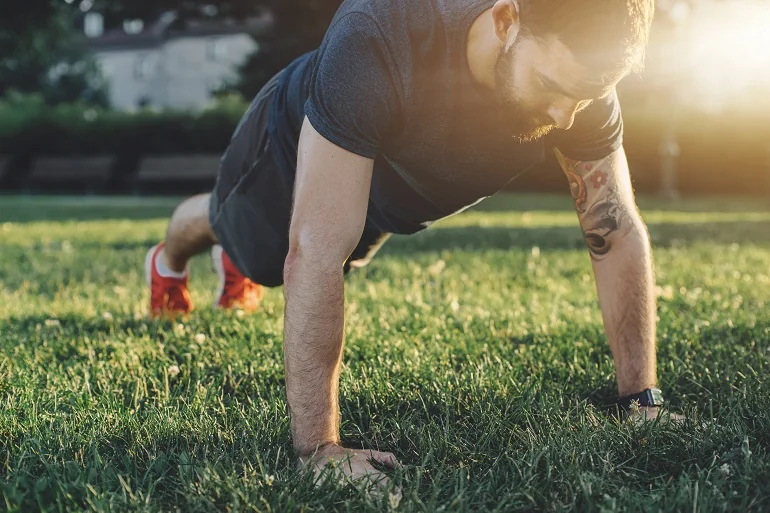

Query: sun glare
683 1 770 109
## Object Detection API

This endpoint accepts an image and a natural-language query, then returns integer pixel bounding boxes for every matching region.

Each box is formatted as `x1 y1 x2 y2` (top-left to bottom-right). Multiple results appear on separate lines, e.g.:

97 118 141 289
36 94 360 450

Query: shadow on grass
343 318 770 431
1 313 612 429
3 193 770 224
2 218 769 301
0 416 295 512
1 312 287 399
472 193 770 214
0 196 180 223
5 219 768 258
1 240 160 252
384 219 770 256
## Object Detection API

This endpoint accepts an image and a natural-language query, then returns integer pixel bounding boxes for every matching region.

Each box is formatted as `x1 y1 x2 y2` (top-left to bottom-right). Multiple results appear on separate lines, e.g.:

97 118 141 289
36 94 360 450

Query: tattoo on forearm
555 150 629 260
582 183 626 259
589 170 608 189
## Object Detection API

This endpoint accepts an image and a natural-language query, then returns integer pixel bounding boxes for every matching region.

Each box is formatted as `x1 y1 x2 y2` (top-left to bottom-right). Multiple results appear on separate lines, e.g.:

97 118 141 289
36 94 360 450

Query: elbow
283 236 351 287
283 212 365 285
622 215 652 250
283 246 301 287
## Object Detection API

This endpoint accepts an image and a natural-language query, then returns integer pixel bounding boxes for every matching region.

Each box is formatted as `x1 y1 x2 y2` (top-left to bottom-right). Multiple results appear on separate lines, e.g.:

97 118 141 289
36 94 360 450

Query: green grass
1 193 770 512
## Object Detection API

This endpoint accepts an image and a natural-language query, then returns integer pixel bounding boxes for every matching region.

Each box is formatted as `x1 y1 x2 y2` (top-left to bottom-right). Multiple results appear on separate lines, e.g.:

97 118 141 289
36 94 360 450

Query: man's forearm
590 221 657 397
283 252 345 456
555 148 658 398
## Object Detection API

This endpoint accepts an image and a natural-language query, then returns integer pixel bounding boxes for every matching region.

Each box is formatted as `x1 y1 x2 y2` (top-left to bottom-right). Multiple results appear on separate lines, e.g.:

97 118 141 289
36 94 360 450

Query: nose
547 101 579 130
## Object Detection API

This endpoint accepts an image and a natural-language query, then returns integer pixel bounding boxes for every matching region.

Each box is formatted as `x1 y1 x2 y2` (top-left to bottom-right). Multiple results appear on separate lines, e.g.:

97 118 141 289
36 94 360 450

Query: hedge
1 93 769 196
0 93 247 155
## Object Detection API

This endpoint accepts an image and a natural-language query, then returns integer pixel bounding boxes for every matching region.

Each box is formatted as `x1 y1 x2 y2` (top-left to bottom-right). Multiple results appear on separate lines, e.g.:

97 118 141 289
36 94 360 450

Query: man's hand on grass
298 444 401 489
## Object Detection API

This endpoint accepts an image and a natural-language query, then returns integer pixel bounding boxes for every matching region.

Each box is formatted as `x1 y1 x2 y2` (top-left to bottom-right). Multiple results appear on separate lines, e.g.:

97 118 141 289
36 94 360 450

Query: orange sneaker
212 245 263 312
145 243 193 318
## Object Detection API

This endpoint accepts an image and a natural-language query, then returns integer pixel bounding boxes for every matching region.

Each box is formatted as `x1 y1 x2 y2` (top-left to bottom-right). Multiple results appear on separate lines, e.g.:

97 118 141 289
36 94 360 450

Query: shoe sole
212 245 226 308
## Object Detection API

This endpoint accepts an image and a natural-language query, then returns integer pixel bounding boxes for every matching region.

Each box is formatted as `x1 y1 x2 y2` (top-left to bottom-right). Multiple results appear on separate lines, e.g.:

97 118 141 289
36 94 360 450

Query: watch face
649 388 664 406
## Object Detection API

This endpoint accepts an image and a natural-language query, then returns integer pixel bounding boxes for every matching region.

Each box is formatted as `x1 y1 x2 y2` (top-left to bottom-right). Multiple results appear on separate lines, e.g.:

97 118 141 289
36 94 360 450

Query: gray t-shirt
268 0 623 234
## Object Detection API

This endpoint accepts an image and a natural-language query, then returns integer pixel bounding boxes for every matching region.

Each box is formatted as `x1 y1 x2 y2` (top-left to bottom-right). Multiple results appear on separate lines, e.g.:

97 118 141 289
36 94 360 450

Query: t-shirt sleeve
304 12 403 159
550 89 624 161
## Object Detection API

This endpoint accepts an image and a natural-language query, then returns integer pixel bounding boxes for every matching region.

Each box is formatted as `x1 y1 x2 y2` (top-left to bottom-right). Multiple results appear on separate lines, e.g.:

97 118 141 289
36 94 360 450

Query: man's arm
555 147 658 404
283 117 399 483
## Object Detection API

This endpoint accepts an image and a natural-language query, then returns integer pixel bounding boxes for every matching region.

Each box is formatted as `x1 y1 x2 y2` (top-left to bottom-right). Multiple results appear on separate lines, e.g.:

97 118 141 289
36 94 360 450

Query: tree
234 0 342 99
0 0 107 106
87 0 265 33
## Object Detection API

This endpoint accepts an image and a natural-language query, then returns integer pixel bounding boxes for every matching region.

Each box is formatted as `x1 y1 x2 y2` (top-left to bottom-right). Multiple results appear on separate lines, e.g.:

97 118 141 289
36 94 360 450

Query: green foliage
0 93 249 156
1 194 770 511
0 1 107 106
233 0 343 98
88 0 263 31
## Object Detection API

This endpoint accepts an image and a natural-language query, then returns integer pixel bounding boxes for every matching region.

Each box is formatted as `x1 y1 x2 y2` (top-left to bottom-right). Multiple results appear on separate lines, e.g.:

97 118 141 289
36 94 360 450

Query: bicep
288 117 373 264
555 147 641 259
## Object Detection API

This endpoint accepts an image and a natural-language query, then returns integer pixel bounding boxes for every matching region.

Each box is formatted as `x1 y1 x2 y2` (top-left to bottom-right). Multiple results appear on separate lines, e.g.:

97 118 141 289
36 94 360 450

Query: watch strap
618 387 665 411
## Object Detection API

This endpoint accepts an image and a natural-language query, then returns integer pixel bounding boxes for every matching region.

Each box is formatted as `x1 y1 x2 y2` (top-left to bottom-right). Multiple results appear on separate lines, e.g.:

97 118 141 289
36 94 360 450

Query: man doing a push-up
145 0 667 484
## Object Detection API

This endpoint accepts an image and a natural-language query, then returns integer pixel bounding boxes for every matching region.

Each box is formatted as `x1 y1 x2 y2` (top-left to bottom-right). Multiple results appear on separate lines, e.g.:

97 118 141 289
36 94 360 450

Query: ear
491 0 521 48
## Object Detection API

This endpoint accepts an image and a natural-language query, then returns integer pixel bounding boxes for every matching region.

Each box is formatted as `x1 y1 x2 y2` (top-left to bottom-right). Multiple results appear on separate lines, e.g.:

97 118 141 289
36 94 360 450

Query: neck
466 9 501 91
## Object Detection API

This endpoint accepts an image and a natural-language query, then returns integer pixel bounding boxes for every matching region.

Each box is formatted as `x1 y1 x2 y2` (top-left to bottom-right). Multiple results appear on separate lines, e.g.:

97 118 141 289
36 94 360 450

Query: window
84 12 104 38
134 54 154 80
123 19 144 35
206 39 227 61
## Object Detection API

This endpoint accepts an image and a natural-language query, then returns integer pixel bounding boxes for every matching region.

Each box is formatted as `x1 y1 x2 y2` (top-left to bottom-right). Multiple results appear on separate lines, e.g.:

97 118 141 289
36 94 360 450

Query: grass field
1 193 770 512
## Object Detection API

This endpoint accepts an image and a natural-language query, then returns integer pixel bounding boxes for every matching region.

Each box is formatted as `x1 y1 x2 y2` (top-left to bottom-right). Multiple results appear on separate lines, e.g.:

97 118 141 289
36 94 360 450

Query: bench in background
0 156 9 187
27 156 115 193
134 155 222 193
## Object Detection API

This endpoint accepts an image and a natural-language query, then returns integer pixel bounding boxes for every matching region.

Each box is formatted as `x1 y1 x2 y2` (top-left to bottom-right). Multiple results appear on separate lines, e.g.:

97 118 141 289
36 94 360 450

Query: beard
493 39 555 143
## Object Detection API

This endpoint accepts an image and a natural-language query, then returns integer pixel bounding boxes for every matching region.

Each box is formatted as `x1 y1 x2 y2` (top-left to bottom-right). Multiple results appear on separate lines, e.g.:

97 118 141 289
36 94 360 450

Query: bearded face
493 37 557 143
491 31 625 143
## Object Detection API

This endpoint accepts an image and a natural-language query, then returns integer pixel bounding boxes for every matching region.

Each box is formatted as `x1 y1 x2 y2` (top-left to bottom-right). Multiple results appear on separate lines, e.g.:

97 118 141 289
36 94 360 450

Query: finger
312 459 351 488
367 450 401 469
352 467 390 490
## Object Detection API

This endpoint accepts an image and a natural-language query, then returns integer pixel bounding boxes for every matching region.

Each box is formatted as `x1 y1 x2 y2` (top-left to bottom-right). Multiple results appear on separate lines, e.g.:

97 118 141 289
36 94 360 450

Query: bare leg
161 193 217 273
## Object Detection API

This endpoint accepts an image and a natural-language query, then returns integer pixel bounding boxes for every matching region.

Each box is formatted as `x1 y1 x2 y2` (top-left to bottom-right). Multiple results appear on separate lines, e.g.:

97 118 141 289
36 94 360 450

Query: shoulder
325 0 461 51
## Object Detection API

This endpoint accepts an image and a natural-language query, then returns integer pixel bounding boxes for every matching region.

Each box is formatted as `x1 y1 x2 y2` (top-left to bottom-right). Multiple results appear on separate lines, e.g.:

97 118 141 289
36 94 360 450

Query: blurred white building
84 11 272 111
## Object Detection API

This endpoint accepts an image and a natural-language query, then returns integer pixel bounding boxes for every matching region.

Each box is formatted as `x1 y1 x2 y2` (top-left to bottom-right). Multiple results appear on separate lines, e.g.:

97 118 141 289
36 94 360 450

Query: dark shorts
209 72 390 287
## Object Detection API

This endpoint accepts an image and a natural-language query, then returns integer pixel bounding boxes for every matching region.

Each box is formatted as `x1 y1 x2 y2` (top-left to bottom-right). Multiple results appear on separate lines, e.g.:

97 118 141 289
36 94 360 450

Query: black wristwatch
618 387 665 411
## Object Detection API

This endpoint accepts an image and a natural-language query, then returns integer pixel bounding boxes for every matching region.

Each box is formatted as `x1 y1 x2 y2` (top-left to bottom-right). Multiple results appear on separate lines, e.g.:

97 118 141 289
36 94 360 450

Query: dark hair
518 0 655 74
